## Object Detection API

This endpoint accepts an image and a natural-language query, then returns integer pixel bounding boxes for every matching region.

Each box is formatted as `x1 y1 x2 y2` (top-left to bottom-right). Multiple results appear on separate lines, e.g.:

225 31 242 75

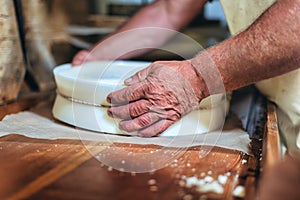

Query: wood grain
0 91 54 120
0 88 268 199
0 133 250 200
262 103 281 171
8 144 108 200
32 146 247 200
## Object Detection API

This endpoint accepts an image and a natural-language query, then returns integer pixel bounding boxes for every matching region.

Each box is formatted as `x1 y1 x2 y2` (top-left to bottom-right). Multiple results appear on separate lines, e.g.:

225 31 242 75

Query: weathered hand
107 60 209 137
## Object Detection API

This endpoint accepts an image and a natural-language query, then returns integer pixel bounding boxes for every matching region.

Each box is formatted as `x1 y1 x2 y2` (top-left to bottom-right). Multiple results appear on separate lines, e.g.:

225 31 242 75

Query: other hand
72 50 97 66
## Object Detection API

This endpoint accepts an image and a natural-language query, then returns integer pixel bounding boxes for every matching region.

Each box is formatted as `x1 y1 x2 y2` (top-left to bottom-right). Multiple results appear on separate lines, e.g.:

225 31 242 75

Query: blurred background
1 0 229 104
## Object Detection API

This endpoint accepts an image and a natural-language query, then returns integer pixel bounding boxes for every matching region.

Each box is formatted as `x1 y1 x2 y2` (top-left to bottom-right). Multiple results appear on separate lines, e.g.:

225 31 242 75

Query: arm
72 0 206 65
191 0 300 94
108 0 300 136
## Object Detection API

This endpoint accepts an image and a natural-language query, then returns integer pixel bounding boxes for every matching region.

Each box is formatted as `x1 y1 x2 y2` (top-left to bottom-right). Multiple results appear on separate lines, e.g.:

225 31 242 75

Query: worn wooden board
0 93 256 200
0 134 249 200
0 87 271 200
262 103 281 171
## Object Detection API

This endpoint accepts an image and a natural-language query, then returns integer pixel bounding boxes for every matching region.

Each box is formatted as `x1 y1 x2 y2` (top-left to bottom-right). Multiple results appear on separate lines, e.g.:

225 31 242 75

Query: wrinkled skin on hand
107 60 209 137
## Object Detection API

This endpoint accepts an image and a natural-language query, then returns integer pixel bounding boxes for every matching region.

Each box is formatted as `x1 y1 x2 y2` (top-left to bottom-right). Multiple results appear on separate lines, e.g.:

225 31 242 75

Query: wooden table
0 89 276 200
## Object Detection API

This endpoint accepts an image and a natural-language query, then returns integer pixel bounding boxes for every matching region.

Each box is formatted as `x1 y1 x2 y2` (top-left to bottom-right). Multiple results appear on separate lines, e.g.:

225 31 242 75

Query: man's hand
107 60 209 137
72 50 97 66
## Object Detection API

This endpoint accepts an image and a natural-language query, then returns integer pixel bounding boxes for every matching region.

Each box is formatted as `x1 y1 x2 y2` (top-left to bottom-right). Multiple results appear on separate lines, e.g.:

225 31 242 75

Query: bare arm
191 0 300 94
72 0 206 65
107 0 300 136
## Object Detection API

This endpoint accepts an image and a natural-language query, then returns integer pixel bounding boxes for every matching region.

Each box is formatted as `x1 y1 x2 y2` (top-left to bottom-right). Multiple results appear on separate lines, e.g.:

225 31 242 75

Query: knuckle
129 106 140 117
137 114 152 127
129 101 151 117
161 110 181 121
119 121 128 131
130 85 145 100
124 89 132 101
168 111 181 121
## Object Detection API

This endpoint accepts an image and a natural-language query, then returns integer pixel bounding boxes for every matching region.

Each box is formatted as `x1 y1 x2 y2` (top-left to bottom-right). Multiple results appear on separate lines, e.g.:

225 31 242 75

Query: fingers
107 99 153 119
106 60 201 136
138 119 174 137
108 100 180 136
119 114 174 137
119 112 160 133
124 64 152 85
72 50 90 66
107 81 152 104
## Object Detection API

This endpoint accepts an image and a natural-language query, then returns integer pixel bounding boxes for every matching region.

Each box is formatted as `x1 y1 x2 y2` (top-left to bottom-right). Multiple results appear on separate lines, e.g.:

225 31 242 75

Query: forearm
89 0 206 60
192 0 300 94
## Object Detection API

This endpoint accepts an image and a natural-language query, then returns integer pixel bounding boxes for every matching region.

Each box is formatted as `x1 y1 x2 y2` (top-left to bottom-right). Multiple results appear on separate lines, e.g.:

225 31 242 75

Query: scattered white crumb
179 180 185 187
225 172 231 176
186 177 199 188
204 176 214 183
198 179 206 186
149 185 158 192
218 175 228 185
196 181 224 194
241 159 247 165
185 176 224 194
107 167 113 172
232 185 245 198
148 179 156 185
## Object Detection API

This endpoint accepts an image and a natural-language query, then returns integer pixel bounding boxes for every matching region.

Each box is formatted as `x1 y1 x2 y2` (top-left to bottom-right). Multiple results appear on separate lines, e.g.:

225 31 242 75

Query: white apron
220 0 300 158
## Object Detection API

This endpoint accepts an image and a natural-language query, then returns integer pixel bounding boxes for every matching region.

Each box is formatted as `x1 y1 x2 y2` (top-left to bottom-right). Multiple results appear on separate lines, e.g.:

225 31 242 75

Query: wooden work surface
0 92 262 200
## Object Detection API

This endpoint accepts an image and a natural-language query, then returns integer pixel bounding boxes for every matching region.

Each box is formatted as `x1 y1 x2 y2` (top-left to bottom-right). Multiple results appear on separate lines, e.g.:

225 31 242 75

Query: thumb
124 65 151 86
